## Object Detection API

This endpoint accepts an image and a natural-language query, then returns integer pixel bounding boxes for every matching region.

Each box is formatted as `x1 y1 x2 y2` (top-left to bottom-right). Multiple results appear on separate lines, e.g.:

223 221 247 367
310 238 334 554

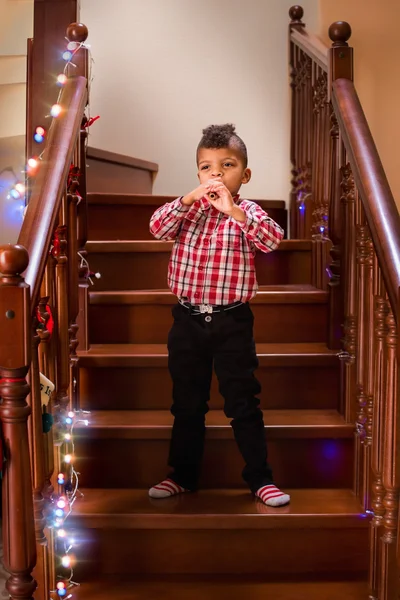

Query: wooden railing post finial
328 21 353 96
66 22 89 43
289 6 305 30
0 244 29 280
328 21 352 48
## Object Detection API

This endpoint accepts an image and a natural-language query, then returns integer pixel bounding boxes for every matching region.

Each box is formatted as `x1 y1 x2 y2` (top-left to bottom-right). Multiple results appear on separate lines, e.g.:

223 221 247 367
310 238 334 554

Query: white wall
81 0 319 200
0 0 33 244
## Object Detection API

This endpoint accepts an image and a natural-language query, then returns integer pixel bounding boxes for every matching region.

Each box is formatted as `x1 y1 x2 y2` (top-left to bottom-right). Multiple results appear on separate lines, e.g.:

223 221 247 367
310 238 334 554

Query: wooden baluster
41 258 58 497
52 224 70 424
289 5 305 238
67 166 80 409
380 306 399 600
36 291 56 595
339 163 357 421
0 244 37 600
354 217 374 509
326 114 343 350
368 271 388 600
29 311 49 599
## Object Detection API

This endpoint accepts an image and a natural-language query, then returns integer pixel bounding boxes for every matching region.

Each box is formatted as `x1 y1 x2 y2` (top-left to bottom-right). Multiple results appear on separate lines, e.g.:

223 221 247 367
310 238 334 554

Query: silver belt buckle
199 304 213 314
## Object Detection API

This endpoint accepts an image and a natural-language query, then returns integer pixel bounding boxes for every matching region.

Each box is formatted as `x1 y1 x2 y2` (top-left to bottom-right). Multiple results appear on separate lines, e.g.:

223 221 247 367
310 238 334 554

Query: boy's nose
211 171 222 178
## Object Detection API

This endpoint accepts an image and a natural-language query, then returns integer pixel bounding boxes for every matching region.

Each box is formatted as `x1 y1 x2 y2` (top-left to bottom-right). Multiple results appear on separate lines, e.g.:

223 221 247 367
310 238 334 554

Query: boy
148 124 290 507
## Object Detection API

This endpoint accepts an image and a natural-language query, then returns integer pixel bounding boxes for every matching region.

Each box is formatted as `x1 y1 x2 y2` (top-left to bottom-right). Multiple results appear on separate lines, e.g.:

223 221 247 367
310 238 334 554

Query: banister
18 75 87 309
290 28 329 71
331 77 400 317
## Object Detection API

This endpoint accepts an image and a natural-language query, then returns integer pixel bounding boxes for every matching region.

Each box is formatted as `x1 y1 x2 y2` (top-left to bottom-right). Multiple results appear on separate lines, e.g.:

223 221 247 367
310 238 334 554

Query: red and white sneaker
256 484 290 507
148 478 189 499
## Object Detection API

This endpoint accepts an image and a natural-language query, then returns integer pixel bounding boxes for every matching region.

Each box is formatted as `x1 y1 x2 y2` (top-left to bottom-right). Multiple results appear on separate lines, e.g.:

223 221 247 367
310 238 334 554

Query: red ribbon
83 115 100 128
0 378 26 383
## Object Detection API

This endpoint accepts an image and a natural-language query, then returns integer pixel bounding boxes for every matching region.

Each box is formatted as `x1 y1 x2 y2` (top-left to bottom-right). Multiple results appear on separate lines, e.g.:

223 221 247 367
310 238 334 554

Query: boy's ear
242 168 251 184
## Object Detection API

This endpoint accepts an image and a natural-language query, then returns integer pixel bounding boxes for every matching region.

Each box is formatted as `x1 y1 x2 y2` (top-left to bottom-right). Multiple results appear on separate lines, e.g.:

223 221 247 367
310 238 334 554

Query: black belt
178 299 243 314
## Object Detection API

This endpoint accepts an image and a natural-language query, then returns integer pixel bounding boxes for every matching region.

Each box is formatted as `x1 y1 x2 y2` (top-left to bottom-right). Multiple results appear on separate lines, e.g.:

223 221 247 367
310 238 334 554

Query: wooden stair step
69 490 368 578
74 407 353 489
87 193 286 208
72 577 368 600
79 340 340 412
79 409 353 440
87 193 287 241
78 342 338 368
86 239 309 252
89 284 328 305
72 488 366 529
88 285 328 345
85 239 312 289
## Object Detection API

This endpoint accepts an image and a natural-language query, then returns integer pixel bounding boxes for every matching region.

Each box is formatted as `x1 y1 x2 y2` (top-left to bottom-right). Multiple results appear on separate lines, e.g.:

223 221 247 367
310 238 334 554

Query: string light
34 126 46 144
50 104 62 118
50 407 90 599
62 51 73 61
57 74 68 86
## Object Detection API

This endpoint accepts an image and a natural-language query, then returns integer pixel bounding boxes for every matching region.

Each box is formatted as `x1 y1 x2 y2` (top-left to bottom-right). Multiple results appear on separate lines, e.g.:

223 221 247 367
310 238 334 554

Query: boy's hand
206 180 234 215
181 183 212 206
206 180 246 222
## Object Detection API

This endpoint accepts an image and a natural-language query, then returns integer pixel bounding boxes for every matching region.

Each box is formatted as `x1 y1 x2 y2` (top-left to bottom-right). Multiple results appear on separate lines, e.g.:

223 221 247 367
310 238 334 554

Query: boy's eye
224 162 233 167
201 165 209 170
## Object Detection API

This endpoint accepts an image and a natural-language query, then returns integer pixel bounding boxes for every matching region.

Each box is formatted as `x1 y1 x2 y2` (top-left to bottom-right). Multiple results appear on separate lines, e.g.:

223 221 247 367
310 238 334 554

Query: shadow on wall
0 135 26 244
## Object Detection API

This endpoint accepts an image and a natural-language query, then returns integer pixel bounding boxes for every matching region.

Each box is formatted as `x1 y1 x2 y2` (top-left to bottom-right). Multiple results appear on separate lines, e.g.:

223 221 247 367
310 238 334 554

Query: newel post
0 245 37 600
327 21 353 349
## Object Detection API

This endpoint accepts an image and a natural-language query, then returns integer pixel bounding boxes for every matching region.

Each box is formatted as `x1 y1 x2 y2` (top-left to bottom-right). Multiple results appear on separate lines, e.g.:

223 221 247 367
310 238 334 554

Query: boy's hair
197 124 248 167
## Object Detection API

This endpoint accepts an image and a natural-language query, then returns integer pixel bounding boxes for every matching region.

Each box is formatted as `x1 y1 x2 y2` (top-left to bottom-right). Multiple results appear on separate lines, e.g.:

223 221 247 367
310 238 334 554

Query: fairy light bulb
57 473 65 485
15 183 25 195
57 499 66 509
57 529 66 538
34 126 45 143
28 157 39 169
65 417 73 425
64 454 72 464
57 582 67 597
64 433 71 441
61 555 71 568
55 508 64 518
62 50 73 61
68 411 75 418
50 104 62 118
57 74 68 86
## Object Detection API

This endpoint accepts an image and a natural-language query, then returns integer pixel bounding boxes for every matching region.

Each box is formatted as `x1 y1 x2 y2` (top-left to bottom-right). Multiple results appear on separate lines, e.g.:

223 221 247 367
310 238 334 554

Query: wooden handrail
332 78 400 317
18 76 87 309
290 28 329 71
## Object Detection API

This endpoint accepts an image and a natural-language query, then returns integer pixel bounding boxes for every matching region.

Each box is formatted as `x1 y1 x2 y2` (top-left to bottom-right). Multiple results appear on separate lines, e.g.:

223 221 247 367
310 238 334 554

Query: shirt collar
200 194 241 211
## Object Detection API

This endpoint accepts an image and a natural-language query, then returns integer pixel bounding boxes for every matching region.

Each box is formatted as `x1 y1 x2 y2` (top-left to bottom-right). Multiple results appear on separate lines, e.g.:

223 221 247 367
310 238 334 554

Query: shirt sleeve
149 197 190 240
235 201 284 253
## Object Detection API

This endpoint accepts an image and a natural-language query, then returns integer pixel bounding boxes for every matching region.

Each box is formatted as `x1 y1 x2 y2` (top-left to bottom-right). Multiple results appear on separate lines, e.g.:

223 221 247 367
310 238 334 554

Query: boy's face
197 147 251 196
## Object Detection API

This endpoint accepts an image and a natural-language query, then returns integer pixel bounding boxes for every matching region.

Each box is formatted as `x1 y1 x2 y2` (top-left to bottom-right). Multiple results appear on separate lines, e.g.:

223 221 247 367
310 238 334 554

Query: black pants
167 302 274 493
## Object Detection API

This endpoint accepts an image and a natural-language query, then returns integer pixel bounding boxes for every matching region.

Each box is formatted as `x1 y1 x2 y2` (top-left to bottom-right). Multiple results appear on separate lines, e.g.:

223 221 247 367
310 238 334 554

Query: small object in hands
209 192 217 200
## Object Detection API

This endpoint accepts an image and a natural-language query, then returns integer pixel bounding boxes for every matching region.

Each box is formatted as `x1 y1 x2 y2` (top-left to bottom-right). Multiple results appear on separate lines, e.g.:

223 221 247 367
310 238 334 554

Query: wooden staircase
71 180 369 597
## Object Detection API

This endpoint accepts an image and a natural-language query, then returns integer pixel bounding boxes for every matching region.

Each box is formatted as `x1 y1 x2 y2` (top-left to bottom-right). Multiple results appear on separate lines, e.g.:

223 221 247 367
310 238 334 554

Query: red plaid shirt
149 196 284 305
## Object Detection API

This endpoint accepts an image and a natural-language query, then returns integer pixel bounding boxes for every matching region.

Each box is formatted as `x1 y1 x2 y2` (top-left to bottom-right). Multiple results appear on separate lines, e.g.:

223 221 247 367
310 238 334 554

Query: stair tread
72 578 368 599
87 192 286 209
81 409 352 439
86 239 311 252
79 341 336 356
71 488 367 529
78 342 338 367
89 284 328 305
78 343 338 368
